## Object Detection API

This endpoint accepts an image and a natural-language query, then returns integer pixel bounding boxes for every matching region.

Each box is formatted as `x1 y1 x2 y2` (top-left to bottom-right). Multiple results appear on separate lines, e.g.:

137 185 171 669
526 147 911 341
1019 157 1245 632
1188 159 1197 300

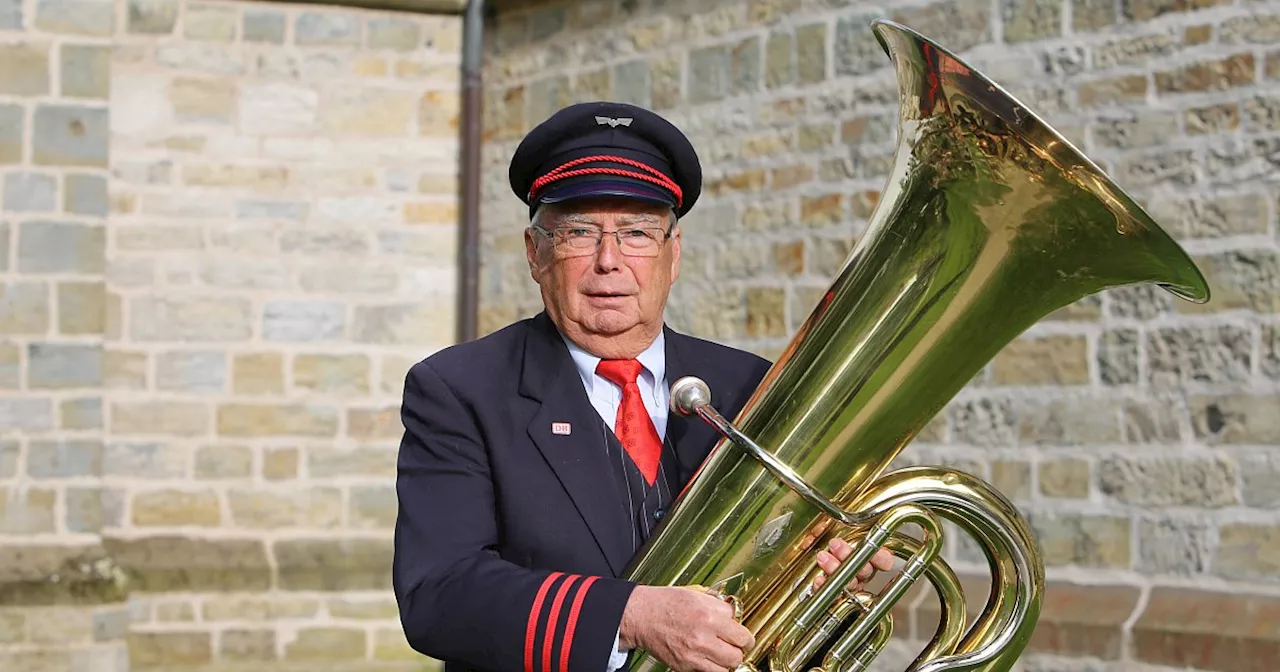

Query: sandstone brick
60 44 108 99
232 352 284 395
689 44 731 104
322 87 417 136
132 489 221 527
353 301 451 345
130 296 253 342
27 439 101 478
243 10 285 43
0 104 21 164
1002 0 1061 42
1147 325 1251 386
4 172 57 212
32 105 108 167
1098 329 1138 385
1182 251 1279 313
0 42 50 95
651 55 681 109
1155 53 1255 94
1191 394 1280 445
262 447 298 481
0 441 17 478
1074 0 1116 30
0 280 48 332
1122 0 1230 20
17 221 104 274
1185 102 1239 135
195 444 252 479
128 632 211 667
221 629 275 661
60 396 102 430
1147 192 1268 238
1216 522 1280 582
1237 452 1280 508
217 403 339 437
992 335 1089 385
0 343 17 388
1077 75 1148 107
104 349 147 389
949 398 1016 447
263 300 346 342
152 601 193 622
1135 587 1280 672
202 596 318 621
1268 50 1280 80
612 59 649 107
1264 324 1280 380
307 447 396 478
0 0 19 28
229 487 342 529
27 342 100 389
1039 459 1090 498
111 401 209 436
1029 512 1131 567
330 597 398 620
184 2 236 42
0 222 7 273
102 442 186 479
239 82 319 135
1093 111 1180 149
745 287 786 338
293 354 370 394
156 351 226 394
285 627 366 661
34 0 111 35
64 173 108 216
183 163 288 189
989 460 1030 500
0 398 54 432
375 627 419 661
765 31 791 89
1020 398 1121 445
1098 455 1237 507
127 0 176 33
105 536 270 591
0 487 57 533
1106 284 1172 319
171 77 236 124
275 538 393 590
65 487 103 532
892 0 990 52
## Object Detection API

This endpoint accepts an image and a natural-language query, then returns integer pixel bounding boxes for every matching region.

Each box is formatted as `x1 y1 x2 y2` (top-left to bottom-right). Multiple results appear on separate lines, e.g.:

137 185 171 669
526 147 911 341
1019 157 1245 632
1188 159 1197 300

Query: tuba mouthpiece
670 376 711 416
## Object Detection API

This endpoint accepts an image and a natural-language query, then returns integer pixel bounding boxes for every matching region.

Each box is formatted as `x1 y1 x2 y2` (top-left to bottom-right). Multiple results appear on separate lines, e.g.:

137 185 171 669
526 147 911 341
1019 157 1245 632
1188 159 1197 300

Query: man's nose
594 232 623 267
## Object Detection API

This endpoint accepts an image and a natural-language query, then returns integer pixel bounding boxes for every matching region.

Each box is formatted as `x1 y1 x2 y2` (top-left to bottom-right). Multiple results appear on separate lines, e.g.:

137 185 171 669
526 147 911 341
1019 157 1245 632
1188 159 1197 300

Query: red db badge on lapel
552 422 571 435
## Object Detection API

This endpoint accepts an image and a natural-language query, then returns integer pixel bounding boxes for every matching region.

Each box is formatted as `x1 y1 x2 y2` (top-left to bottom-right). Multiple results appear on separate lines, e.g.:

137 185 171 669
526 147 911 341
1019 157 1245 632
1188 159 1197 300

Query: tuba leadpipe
622 18 1211 672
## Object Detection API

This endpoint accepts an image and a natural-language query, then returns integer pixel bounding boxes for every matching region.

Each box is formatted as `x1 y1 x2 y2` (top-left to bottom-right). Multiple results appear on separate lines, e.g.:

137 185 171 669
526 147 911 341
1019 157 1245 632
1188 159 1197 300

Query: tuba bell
625 18 1210 672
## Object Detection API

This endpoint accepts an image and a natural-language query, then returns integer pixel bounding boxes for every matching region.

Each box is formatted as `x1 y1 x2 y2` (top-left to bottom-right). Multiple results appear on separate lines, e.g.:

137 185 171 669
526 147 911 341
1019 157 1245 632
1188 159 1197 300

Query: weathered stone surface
229 487 342 529
296 12 360 46
27 342 101 389
64 173 108 216
110 401 209 437
0 104 21 164
243 10 285 43
32 105 108 167
155 351 225 393
0 42 50 95
183 2 236 42
60 44 109 99
35 0 114 36
104 536 270 591
1029 512 1131 568
4 172 57 212
1002 0 1061 43
1098 456 1237 507
216 403 339 437
131 489 222 527
18 221 104 273
130 296 253 341
1215 523 1280 582
284 627 366 661
274 538 394 590
128 632 211 667
1135 587 1280 671
232 352 284 395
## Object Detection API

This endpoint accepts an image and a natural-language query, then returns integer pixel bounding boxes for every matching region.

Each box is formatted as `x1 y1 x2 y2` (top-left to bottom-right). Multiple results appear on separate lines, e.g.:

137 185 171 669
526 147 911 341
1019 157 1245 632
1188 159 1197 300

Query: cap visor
537 177 676 209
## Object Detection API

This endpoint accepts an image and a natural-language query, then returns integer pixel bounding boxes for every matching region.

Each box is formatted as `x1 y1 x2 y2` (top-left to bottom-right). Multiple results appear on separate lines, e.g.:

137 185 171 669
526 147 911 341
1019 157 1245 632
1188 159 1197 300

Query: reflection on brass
625 18 1209 672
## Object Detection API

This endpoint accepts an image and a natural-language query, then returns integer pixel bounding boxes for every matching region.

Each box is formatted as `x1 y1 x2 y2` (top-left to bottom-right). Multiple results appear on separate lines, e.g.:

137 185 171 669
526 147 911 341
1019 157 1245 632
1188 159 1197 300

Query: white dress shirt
560 330 668 672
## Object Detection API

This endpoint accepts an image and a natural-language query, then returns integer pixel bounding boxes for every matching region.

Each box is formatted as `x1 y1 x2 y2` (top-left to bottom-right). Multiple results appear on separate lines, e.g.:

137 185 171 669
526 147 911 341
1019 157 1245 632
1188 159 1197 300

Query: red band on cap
528 154 683 208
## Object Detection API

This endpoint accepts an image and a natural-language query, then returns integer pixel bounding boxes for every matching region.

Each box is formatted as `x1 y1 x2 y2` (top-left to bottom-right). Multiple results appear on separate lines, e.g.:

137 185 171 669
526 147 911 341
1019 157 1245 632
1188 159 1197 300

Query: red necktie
595 359 662 486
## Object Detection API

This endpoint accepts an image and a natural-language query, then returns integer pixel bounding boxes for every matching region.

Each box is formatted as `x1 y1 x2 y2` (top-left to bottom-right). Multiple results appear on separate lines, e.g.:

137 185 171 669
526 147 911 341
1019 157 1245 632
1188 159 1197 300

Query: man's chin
581 309 639 335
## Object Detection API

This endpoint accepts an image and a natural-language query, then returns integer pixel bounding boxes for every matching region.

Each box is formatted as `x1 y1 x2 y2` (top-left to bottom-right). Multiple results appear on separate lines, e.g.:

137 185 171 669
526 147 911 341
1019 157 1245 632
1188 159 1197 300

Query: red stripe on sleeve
524 572 564 672
541 575 582 672
558 575 600 672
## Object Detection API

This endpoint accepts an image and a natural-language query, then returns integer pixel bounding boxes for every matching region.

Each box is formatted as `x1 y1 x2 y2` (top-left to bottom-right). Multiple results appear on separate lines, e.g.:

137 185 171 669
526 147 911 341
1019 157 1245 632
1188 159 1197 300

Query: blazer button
653 509 665 521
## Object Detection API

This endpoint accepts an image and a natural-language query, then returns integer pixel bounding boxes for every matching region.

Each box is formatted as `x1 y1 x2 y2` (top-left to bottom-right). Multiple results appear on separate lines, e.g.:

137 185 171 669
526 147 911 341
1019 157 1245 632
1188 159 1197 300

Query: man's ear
524 227 542 283
668 222 681 283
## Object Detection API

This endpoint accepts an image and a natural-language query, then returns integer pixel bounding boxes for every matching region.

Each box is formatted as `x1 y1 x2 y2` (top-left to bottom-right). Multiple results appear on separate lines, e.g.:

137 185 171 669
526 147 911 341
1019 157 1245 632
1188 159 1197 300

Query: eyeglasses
531 224 673 258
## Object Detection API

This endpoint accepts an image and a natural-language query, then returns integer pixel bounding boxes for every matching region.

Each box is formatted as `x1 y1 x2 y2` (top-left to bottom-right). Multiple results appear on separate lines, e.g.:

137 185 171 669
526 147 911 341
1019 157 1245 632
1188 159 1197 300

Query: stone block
295 12 360 46
35 0 114 35
243 10 285 43
18 221 103 273
3 172 57 212
127 632 211 667
102 443 186 479
0 342 16 388
275 538 393 590
1147 325 1252 386
353 301 451 345
1077 75 1148 107
293 354 370 394
745 287 785 338
57 281 105 336
796 23 826 84
202 596 317 621
132 490 221 526
0 487 57 533
1074 0 1116 30
221 629 276 661
368 17 420 50
0 104 21 164
1215 523 1280 582
307 447 396 478
66 487 103 532
228 487 342 529
0 441 17 478
764 31 791 89
64 173 108 216
27 342 101 389
60 45 109 99
232 352 284 395
93 607 130 642
1183 251 1279 313
285 628 366 661
330 597 398 620
156 351 226 394
262 447 297 480
104 536 271 591
111 401 209 436
195 444 252 479
1098 329 1138 385
104 349 147 390
130 296 253 342
892 0 990 52
216 403 339 437
262 300 345 342
184 2 236 42
348 406 402 439
992 335 1089 385
171 77 236 124
0 222 7 273
1039 459 1090 498
235 198 307 221
0 42 50 96
126 0 177 34
1122 0 1230 21
1098 455 1236 507
0 0 19 28
1028 512 1131 568
613 59 649 107
32 105 108 167
26 439 101 478
1 282 52 335
1155 53 1255 94
322 87 417 136
299 264 396 294
1002 0 1061 42
349 486 396 528
1138 516 1211 575
1094 33 1177 70
947 398 1016 447
1020 397 1121 445
183 163 287 188
688 44 731 104
1191 394 1280 445
1093 111 1180 150
1025 582 1139 659
404 199 457 225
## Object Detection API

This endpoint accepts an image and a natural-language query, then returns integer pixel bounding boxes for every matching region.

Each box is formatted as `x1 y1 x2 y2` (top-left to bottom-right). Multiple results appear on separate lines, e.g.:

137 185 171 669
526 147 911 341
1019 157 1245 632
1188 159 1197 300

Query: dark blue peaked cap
508 101 702 220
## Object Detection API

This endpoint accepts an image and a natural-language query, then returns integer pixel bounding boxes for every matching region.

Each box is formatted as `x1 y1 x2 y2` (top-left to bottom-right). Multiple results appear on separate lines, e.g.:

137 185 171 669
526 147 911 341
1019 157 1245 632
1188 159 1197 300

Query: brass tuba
625 18 1210 672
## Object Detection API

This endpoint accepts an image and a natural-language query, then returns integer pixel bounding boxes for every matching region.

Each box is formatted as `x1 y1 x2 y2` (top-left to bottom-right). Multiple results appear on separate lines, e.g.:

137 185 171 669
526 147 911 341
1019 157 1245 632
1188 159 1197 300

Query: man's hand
619 585 755 672
811 538 896 593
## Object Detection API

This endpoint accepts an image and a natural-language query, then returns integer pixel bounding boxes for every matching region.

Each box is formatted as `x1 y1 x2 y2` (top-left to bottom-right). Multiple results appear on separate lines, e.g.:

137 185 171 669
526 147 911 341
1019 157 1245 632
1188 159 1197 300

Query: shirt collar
561 328 666 394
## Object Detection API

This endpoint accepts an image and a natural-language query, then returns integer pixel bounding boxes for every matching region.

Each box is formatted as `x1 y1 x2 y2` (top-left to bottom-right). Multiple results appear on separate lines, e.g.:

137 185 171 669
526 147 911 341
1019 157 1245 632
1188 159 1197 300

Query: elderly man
393 102 892 672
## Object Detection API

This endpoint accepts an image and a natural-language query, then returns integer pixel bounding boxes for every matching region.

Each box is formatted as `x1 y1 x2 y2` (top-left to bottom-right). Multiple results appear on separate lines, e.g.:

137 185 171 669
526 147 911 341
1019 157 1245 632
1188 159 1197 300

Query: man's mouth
587 291 630 298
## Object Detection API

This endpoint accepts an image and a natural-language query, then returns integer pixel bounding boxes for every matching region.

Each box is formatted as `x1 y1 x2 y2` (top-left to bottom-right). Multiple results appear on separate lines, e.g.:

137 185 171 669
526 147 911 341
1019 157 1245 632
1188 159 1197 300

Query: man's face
525 196 681 352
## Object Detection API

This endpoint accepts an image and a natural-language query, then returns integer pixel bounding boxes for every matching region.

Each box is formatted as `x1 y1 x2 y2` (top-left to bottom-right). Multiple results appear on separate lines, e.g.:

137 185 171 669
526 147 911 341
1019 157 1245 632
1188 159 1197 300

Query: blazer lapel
662 325 722 487
521 312 634 576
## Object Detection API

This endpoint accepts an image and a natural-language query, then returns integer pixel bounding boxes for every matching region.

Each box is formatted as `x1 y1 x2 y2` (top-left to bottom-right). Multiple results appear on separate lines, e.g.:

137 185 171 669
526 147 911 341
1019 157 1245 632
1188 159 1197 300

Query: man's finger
871 547 896 572
827 537 853 561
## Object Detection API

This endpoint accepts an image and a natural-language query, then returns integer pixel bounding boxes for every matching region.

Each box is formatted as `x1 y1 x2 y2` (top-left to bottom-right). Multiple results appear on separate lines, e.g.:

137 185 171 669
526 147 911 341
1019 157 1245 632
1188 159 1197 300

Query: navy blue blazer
393 311 772 672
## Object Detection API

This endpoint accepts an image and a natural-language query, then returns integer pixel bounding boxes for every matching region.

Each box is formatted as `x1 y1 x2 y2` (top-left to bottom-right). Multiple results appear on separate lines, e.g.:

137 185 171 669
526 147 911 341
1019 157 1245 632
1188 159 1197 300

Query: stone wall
479 0 1280 670
1 0 460 669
